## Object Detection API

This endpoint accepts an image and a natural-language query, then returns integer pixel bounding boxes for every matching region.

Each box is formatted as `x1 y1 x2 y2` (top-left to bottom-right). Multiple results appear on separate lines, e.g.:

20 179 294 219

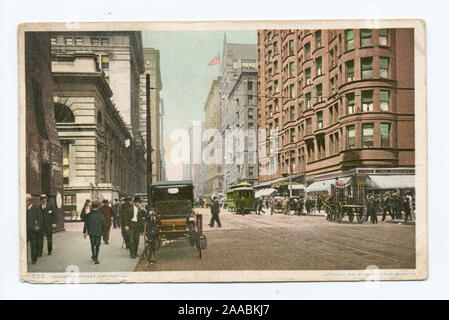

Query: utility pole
146 73 153 212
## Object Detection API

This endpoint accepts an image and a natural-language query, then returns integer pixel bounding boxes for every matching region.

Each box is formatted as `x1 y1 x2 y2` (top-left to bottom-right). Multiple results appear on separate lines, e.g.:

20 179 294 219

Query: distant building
187 122 206 199
52 51 146 212
219 36 258 192
257 29 415 192
139 48 163 182
204 79 223 196
25 32 64 230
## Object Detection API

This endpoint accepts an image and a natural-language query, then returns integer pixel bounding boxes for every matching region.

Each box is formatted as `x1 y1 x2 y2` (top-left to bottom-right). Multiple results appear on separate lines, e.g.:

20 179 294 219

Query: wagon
323 179 365 224
63 194 78 221
144 180 206 263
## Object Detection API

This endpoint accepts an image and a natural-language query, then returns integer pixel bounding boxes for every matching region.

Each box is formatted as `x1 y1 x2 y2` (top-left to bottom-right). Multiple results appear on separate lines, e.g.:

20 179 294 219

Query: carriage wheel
356 209 364 223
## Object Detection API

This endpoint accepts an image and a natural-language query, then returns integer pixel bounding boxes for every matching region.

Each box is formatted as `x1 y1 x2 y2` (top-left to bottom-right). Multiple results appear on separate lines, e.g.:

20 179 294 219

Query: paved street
136 208 415 271
27 223 143 273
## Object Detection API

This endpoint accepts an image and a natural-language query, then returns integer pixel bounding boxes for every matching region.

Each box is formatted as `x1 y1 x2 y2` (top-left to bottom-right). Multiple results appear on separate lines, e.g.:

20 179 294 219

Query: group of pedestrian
81 196 146 263
377 191 415 223
26 193 57 265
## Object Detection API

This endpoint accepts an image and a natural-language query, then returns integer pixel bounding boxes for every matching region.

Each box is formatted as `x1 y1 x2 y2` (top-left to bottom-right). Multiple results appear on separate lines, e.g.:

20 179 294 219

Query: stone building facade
219 38 258 192
52 52 146 212
25 32 65 230
139 48 162 182
257 29 415 188
204 79 223 195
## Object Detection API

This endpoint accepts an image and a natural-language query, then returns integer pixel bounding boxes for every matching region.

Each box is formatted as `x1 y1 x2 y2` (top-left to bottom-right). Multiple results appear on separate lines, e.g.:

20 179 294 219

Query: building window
345 30 355 50
63 144 69 185
362 90 373 112
274 98 279 112
347 93 355 114
380 57 389 79
91 37 99 46
267 32 272 43
360 29 372 47
273 41 278 54
65 37 73 45
274 60 278 73
248 122 254 129
380 91 390 111
50 37 57 45
315 30 322 48
306 118 312 135
305 68 311 85
269 105 273 117
361 57 373 79
289 84 295 98
306 93 312 110
316 56 322 76
101 55 109 69
345 60 354 82
347 125 355 148
304 42 311 60
316 84 323 102
248 108 254 120
75 37 83 45
289 61 295 77
381 123 390 147
379 29 388 46
317 111 323 129
289 40 294 55
290 128 295 143
268 51 272 62
274 80 279 93
290 106 295 120
248 81 253 90
362 123 374 147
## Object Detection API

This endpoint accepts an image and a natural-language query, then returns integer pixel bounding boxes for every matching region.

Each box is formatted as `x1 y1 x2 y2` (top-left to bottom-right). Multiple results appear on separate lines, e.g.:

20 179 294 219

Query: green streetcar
225 183 255 214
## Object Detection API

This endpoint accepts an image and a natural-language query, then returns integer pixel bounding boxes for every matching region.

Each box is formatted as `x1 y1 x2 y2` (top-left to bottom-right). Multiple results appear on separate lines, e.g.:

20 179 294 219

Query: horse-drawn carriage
323 178 366 223
144 180 207 263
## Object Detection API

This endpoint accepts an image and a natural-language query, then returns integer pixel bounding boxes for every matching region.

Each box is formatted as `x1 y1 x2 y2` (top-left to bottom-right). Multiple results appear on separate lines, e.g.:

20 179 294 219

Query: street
136 208 416 271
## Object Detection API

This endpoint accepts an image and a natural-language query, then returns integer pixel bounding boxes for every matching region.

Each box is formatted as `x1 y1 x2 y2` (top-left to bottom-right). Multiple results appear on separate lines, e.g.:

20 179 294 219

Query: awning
366 175 415 190
255 188 276 198
305 177 352 193
291 184 305 190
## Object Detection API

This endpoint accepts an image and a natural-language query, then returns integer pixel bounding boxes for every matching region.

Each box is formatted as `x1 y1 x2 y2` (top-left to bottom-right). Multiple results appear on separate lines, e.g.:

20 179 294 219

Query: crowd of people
26 194 147 265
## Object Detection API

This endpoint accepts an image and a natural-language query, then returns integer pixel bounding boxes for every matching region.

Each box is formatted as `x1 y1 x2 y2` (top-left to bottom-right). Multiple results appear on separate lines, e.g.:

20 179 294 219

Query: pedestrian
38 194 57 256
317 195 323 213
381 192 392 221
80 199 91 221
282 197 289 215
391 193 401 220
239 195 246 215
122 196 145 259
112 199 120 229
257 197 265 215
406 192 415 221
119 197 131 249
26 194 42 265
209 196 222 227
100 199 113 244
83 200 104 264
403 193 413 223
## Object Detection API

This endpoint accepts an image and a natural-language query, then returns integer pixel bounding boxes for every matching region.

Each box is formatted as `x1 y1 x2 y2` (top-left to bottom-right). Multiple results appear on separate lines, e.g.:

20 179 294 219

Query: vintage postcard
18 19 427 283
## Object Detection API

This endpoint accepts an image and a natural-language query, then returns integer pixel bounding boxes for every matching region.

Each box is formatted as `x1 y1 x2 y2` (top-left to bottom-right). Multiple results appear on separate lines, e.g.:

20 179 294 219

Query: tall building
52 51 146 212
187 122 206 199
49 32 147 210
220 36 258 192
257 29 415 191
204 79 223 195
25 32 64 230
139 48 163 182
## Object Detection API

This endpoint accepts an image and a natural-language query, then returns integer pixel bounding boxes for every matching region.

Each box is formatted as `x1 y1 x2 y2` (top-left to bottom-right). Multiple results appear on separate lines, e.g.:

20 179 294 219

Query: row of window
347 123 390 148
51 36 110 46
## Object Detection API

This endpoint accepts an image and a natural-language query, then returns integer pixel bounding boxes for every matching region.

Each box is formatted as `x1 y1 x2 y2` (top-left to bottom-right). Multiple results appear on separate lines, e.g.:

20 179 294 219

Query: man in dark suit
38 194 57 256
100 199 113 244
209 196 222 227
122 196 145 258
83 200 105 264
26 194 42 265
112 199 120 229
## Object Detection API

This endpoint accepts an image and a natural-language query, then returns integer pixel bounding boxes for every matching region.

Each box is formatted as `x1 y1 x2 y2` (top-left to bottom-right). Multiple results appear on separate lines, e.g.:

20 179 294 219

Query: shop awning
291 184 305 190
366 175 415 190
305 177 352 193
255 188 276 198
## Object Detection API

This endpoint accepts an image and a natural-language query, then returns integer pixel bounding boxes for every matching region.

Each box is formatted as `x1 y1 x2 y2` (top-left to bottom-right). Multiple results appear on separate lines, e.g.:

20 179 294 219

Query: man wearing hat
122 196 145 258
209 195 222 227
100 199 113 244
83 200 104 264
112 199 120 229
38 194 57 256
26 194 42 264
119 197 131 249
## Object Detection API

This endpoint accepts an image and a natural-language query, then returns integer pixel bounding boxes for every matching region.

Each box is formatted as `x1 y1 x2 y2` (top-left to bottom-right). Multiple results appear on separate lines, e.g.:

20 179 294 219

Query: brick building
25 32 65 230
257 29 415 191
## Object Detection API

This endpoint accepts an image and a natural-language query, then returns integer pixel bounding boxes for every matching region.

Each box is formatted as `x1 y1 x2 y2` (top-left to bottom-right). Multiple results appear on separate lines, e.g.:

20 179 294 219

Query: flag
207 55 220 67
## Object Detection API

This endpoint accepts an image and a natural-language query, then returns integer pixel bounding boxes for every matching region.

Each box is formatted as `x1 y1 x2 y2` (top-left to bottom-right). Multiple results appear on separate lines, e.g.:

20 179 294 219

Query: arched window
54 103 75 123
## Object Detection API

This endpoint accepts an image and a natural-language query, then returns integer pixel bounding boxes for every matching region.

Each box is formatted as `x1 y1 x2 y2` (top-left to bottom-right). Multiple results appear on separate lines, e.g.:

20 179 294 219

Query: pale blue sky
142 30 257 179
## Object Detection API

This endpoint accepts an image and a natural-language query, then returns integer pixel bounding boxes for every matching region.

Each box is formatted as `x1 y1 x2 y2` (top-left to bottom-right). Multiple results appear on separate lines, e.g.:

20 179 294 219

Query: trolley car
225 183 255 214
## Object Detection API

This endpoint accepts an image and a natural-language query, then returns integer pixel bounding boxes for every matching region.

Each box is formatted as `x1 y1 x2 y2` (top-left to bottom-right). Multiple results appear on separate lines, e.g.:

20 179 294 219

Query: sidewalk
27 223 143 273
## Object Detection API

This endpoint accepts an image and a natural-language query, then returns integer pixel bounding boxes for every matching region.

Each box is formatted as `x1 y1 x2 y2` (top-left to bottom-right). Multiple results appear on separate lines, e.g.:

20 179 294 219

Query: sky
142 30 257 180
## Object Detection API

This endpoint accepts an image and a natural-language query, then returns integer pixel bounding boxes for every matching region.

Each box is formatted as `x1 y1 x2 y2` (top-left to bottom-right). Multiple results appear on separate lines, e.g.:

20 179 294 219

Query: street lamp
281 165 293 197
